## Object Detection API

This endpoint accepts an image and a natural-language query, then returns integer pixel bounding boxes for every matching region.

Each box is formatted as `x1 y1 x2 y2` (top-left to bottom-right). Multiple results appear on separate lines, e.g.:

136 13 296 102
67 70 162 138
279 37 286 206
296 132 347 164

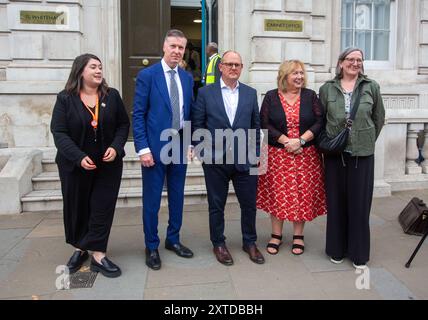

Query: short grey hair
221 50 242 63
164 29 186 42
207 42 218 52
335 47 365 79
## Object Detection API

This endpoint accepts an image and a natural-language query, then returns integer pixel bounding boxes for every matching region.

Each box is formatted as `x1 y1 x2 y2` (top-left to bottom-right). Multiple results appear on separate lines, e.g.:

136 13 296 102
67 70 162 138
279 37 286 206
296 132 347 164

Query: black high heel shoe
266 234 283 255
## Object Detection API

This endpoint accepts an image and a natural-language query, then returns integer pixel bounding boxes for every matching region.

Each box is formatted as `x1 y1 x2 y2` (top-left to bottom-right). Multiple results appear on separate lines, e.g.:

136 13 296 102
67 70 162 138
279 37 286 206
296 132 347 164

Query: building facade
1 0 428 213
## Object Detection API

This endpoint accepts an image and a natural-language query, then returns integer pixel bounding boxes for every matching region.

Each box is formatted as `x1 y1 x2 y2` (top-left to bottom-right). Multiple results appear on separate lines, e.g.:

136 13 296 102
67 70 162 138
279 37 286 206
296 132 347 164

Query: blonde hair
277 60 307 92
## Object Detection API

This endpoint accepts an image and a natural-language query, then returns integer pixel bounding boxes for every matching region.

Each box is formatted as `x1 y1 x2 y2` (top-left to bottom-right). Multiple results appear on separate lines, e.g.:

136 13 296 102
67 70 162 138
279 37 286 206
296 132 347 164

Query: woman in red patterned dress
257 60 327 255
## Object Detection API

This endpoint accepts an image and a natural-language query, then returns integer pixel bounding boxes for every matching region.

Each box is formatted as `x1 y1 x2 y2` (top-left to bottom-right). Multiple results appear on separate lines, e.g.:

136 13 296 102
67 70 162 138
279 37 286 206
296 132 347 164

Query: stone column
406 123 424 175
101 0 122 91
422 123 428 173
218 0 235 53
396 0 420 70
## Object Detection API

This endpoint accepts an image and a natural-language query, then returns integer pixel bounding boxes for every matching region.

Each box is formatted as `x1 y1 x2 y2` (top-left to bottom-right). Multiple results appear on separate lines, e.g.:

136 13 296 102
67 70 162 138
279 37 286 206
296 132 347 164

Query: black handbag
316 83 364 155
398 197 428 236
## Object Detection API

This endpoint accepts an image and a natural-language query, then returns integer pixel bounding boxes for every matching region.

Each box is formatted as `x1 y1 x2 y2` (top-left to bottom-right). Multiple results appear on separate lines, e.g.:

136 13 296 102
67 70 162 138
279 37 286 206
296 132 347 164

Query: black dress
51 89 130 253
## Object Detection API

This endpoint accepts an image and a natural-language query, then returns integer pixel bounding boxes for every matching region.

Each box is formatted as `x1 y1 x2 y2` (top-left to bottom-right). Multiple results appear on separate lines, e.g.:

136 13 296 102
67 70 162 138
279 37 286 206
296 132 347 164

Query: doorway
171 6 202 98
120 0 217 135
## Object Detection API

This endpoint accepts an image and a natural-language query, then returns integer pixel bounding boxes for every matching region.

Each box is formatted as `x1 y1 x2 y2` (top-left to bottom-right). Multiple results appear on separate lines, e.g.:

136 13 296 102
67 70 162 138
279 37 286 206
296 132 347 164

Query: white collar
161 59 179 74
220 78 240 91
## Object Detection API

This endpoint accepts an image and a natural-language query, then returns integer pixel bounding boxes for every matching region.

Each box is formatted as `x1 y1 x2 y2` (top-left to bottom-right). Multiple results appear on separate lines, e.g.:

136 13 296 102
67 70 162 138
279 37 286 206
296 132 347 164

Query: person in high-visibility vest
203 42 221 85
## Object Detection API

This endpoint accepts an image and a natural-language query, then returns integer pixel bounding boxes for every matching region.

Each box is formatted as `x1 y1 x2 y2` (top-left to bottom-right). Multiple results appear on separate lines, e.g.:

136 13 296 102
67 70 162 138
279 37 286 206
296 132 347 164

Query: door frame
100 0 123 93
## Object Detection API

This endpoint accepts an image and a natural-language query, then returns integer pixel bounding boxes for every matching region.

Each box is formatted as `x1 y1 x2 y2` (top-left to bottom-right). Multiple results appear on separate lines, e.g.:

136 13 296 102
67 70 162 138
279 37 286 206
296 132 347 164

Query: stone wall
0 0 121 147
216 0 428 194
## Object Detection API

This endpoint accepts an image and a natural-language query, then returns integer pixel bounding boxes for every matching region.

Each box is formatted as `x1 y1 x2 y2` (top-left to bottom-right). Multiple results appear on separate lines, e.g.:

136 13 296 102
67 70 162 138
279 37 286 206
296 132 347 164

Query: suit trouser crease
324 154 374 263
59 162 123 253
203 164 258 247
142 162 187 250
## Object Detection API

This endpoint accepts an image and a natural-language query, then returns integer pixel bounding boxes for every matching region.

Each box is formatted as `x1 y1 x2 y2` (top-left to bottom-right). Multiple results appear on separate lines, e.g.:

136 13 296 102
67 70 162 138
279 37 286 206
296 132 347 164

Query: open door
121 0 171 138
201 0 218 82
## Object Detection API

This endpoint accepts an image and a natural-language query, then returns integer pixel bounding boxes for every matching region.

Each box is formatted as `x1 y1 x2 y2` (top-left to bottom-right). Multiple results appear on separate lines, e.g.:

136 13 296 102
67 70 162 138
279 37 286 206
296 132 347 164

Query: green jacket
319 75 385 156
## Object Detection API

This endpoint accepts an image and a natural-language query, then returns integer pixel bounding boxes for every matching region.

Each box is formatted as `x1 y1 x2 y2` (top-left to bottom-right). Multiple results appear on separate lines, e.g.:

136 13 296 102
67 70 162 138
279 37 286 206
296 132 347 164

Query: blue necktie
168 69 181 130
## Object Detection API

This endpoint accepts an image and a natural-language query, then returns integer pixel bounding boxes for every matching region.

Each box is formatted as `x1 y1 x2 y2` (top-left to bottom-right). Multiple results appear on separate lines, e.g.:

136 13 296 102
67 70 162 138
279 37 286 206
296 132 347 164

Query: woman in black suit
257 60 327 256
51 54 130 278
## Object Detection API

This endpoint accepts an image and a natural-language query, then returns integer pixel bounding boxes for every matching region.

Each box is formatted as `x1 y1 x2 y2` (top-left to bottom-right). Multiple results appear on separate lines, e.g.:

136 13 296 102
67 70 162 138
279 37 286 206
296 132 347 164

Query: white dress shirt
138 59 185 156
220 78 240 126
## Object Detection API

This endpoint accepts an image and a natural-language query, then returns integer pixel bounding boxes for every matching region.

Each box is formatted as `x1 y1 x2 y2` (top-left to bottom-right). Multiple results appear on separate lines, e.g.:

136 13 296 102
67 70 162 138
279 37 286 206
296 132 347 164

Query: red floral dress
256 92 327 221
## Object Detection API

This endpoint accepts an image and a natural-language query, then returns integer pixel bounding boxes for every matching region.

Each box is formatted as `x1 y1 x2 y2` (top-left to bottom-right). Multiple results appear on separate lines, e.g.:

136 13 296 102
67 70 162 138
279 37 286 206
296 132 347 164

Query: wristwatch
299 138 307 146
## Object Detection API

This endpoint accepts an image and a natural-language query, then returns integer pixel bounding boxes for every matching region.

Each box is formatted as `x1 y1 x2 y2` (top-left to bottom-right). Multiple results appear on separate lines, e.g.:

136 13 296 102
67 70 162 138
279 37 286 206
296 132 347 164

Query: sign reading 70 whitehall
264 19 303 32
20 10 67 25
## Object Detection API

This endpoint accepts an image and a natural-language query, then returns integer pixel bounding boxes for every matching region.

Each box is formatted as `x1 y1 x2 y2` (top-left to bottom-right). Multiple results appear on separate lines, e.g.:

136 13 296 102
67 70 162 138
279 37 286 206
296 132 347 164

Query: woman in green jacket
319 47 385 269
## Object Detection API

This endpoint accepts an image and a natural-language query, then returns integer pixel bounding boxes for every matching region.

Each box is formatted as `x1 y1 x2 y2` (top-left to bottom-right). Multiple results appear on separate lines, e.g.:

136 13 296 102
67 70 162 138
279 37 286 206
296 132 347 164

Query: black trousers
202 164 258 247
324 153 374 264
58 161 123 252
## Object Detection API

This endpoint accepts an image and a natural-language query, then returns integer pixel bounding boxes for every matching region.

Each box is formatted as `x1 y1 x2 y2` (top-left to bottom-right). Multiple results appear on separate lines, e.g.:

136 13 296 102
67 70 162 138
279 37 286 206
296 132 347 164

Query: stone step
21 185 238 212
32 169 206 190
42 158 204 172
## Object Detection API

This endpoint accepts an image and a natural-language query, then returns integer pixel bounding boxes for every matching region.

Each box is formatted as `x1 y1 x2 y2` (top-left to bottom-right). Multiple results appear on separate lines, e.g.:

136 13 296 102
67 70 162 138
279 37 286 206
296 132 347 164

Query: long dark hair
65 54 109 96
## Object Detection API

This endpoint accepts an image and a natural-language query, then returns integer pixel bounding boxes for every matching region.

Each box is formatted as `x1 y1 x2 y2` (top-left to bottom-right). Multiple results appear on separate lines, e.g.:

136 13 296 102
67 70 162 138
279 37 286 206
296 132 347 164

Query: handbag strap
346 82 365 128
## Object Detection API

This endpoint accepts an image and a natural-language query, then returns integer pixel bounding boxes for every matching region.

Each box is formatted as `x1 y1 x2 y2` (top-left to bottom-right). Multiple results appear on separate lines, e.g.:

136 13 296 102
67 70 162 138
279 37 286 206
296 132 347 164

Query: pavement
0 189 427 301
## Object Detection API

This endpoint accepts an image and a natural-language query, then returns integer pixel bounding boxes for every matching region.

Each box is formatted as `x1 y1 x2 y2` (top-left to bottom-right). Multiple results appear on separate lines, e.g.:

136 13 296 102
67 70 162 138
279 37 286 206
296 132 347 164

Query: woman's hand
103 147 117 162
293 148 303 155
81 156 97 170
277 135 289 146
286 138 301 153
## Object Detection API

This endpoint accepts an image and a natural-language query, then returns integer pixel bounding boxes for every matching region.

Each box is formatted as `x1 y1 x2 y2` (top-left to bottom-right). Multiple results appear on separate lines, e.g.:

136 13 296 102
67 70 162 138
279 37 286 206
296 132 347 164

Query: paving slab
0 214 44 230
0 229 32 258
144 281 237 300
311 269 383 300
26 218 64 239
0 190 427 300
370 267 416 300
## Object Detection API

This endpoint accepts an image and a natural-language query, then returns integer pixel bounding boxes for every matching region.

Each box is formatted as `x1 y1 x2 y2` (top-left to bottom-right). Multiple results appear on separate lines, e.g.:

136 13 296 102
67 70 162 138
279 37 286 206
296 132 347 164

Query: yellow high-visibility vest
205 53 221 85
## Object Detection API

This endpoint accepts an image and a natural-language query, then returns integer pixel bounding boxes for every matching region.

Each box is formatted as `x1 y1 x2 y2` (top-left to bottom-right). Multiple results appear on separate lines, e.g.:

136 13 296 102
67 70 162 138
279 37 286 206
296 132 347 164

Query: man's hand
103 147 117 162
140 153 155 167
187 146 195 162
81 156 97 170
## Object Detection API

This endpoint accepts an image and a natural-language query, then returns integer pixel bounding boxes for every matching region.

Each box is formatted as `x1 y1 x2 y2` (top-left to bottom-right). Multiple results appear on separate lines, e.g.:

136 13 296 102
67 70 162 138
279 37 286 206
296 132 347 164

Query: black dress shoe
165 241 194 258
66 250 89 273
90 257 122 278
145 248 161 270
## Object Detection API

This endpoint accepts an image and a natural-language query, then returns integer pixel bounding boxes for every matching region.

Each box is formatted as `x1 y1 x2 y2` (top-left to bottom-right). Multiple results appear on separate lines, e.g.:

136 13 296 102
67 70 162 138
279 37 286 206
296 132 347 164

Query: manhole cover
69 269 98 289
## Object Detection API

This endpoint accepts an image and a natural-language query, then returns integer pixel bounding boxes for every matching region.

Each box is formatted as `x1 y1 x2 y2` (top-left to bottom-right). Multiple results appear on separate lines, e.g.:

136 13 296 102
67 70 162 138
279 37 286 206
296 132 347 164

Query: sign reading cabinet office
264 19 303 32
20 10 67 25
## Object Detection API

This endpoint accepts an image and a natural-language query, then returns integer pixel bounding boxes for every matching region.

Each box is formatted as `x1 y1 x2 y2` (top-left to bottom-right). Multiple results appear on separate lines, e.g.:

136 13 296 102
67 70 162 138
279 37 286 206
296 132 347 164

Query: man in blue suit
133 29 194 270
192 51 265 266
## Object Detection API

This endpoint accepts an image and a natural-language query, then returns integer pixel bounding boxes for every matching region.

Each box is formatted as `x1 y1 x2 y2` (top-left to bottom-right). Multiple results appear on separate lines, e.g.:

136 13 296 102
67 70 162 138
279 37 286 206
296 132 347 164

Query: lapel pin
101 103 106 108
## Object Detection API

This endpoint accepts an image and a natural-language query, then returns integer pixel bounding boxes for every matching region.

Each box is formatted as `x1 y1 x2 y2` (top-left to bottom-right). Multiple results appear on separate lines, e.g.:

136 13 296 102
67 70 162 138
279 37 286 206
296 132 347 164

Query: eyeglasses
344 58 363 65
221 62 243 69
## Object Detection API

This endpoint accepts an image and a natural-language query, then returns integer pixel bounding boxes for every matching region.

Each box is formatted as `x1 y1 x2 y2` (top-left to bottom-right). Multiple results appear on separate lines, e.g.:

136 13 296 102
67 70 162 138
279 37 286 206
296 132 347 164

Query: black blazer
260 88 324 148
192 81 260 172
50 88 130 172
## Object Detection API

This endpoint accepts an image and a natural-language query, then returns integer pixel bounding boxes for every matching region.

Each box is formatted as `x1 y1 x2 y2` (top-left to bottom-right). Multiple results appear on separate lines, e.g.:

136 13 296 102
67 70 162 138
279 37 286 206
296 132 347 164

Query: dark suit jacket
260 88 324 148
132 62 194 162
192 81 260 171
50 88 130 172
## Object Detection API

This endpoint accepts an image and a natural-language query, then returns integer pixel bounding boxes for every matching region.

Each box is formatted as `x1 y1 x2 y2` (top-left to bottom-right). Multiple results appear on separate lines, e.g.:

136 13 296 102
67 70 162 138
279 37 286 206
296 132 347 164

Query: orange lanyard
80 94 99 129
